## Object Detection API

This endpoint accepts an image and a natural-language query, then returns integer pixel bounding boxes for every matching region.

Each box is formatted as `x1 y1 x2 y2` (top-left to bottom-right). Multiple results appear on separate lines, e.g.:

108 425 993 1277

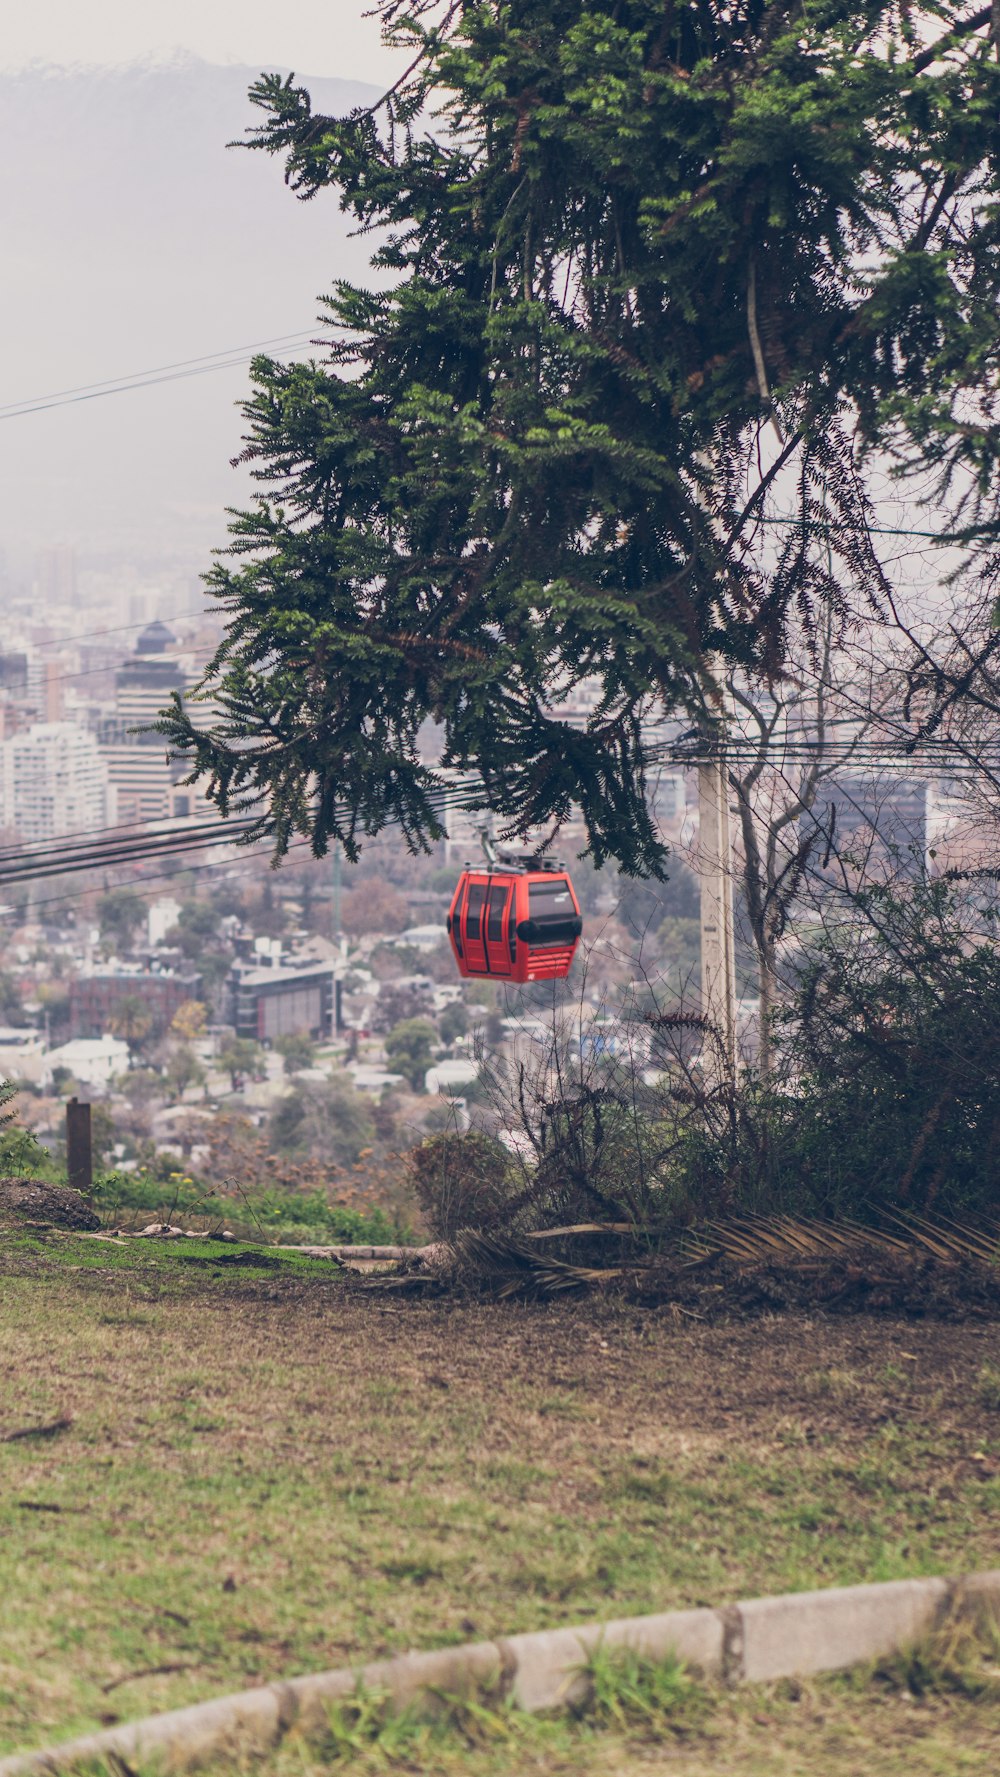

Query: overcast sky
0 0 402 83
0 6 407 563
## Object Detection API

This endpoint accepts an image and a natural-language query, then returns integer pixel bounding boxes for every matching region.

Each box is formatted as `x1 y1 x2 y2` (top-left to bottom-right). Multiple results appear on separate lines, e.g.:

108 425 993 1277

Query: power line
0 331 318 421
4 842 310 917
0 739 993 899
0 330 992 550
0 825 256 890
25 614 210 651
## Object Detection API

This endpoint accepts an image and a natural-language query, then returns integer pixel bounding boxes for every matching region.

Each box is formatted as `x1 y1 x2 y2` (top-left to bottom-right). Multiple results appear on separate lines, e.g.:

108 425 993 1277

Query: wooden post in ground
66 1097 93 1198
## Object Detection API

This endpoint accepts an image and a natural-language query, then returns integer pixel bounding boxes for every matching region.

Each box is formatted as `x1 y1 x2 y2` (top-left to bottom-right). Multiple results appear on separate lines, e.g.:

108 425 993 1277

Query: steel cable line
0 744 988 876
1 737 994 895
0 813 252 868
0 812 207 864
0 829 259 889
0 352 314 421
0 778 497 888
0 823 247 872
0 780 485 869
2 842 314 916
0 331 319 420
0 812 269 871
26 614 210 649
0 328 994 550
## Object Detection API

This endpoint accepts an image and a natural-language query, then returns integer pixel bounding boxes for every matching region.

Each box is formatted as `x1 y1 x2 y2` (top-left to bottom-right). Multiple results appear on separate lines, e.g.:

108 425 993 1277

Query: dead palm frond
450 1229 624 1298
680 1213 1000 1272
355 1212 1000 1309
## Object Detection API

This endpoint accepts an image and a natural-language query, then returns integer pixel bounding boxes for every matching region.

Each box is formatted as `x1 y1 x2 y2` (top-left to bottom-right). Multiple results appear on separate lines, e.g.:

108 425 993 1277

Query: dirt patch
0 1177 99 1232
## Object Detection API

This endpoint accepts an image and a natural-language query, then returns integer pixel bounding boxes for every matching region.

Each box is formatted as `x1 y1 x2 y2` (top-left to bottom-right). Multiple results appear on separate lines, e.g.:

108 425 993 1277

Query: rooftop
136 619 177 654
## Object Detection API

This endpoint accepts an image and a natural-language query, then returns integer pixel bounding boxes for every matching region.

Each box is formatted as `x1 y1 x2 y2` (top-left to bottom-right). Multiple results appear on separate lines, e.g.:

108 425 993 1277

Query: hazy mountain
0 56 380 564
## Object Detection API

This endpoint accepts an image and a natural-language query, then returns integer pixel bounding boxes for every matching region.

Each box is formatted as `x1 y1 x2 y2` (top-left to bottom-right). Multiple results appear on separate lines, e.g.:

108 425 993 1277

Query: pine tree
161 1 1000 875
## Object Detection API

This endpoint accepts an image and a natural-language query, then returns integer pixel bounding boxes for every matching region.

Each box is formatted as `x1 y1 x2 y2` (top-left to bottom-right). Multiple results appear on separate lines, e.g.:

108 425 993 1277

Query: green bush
676 878 1000 1222
92 1171 399 1244
0 1122 63 1182
384 1018 437 1092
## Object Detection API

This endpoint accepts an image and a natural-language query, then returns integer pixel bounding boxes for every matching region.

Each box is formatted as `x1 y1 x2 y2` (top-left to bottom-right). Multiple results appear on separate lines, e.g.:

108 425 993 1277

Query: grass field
1 1225 998 1769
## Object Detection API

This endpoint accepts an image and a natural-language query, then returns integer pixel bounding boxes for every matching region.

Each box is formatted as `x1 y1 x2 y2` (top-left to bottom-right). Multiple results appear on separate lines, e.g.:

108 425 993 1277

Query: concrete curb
2 1571 998 1775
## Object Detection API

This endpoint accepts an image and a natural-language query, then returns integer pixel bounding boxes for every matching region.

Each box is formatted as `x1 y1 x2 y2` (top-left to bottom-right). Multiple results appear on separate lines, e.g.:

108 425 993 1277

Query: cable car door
463 878 488 974
484 881 513 977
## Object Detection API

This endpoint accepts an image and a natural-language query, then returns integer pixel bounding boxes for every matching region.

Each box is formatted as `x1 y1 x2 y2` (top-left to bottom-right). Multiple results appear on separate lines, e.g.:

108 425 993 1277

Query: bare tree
712 612 904 1076
889 579 1000 858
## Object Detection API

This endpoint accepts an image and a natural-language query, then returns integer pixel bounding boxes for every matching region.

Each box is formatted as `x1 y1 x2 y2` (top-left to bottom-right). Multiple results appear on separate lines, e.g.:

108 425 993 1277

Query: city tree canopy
161 0 1000 875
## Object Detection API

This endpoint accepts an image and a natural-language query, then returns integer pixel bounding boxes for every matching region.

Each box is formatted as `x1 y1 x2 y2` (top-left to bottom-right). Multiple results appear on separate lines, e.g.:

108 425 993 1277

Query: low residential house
0 1026 49 1087
347 1066 405 1094
425 1058 479 1095
398 925 448 952
45 1035 130 1089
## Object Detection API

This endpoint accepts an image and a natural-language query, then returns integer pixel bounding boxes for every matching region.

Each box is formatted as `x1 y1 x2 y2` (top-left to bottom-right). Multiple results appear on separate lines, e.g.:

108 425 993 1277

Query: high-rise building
802 775 931 880
25 658 64 725
0 654 29 742
0 652 63 735
99 620 186 823
0 720 113 842
127 588 162 629
0 654 28 697
36 546 78 606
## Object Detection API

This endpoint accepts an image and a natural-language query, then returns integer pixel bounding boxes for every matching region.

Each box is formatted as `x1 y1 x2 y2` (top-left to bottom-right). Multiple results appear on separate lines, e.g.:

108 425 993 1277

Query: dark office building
228 960 339 1042
0 653 28 695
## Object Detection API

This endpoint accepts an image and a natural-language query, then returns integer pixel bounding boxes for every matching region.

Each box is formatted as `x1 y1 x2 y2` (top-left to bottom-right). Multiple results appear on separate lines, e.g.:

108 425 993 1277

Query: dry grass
0 1228 998 1761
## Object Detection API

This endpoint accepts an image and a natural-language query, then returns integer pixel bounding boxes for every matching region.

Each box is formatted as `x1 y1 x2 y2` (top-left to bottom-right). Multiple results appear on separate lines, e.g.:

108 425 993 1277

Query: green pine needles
160 1 1000 874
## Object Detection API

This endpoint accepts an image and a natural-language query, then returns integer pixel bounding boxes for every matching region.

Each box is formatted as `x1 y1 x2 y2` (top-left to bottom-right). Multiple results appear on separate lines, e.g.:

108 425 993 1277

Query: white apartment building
0 720 114 842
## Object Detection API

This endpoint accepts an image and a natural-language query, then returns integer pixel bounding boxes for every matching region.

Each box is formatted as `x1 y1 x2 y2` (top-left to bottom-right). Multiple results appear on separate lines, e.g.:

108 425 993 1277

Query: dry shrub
201 1111 417 1228
407 1131 513 1239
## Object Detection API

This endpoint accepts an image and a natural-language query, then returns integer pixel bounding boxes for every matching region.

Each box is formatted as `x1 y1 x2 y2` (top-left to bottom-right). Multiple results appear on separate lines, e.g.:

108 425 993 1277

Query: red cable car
446 841 583 984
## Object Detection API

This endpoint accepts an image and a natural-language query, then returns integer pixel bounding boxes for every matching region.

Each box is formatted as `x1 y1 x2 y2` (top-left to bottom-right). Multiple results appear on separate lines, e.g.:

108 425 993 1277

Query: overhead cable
0 331 318 421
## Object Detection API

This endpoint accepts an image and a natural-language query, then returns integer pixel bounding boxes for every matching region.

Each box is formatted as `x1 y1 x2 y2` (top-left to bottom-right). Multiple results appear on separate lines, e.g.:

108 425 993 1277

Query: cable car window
520 879 581 947
466 882 487 941
528 881 574 930
487 884 508 943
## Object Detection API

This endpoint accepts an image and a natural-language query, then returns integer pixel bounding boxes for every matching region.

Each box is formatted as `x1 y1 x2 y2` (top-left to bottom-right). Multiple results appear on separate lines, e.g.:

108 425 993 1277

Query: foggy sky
0 0 401 83
0 54 384 568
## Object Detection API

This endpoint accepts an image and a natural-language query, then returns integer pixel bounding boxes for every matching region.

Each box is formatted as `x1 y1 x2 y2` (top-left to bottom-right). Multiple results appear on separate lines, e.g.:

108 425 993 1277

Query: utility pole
331 843 342 943
690 450 738 1076
698 711 737 1078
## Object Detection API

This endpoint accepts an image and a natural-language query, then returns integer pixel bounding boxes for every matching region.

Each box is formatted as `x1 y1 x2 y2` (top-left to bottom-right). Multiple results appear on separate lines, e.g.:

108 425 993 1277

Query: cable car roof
459 851 568 874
